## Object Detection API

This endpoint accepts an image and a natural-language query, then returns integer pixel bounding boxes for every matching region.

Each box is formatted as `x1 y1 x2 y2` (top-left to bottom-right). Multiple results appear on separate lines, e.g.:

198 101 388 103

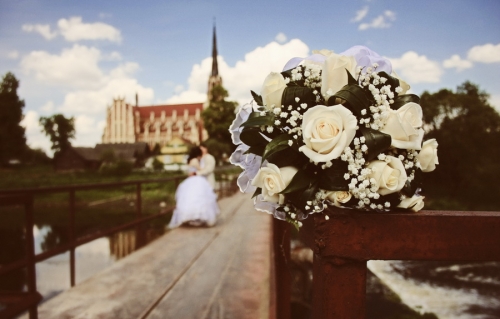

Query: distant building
54 142 149 171
101 24 222 153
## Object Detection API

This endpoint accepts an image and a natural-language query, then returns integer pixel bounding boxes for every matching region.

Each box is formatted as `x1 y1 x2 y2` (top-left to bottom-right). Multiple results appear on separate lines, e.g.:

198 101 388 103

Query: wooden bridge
10 192 274 319
2 176 500 319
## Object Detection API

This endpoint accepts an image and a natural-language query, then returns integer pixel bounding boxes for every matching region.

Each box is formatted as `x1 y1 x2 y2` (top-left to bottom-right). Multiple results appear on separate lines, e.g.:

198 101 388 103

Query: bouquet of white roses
229 46 438 227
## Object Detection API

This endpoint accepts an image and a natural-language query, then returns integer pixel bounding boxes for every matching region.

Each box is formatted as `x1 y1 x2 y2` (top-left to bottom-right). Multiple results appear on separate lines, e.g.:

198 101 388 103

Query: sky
1 0 499 155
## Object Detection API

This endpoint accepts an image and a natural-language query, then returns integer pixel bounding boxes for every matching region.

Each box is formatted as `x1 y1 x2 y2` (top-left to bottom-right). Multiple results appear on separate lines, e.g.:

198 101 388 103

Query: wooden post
302 208 500 318
272 219 291 319
312 255 366 319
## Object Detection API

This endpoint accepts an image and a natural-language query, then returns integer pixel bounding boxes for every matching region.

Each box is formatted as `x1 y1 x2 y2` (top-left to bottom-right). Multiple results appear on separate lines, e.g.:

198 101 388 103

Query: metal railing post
136 183 142 217
25 193 39 319
69 189 76 287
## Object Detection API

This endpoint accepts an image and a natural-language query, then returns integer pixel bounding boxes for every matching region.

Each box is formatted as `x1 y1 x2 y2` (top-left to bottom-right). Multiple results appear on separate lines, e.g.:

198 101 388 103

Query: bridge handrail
272 207 500 319
0 169 239 318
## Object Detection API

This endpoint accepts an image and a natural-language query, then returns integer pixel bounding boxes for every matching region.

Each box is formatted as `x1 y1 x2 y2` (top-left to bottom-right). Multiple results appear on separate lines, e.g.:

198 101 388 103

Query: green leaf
281 86 316 110
251 187 262 199
317 160 349 191
358 127 392 162
346 69 358 85
240 113 274 128
262 134 291 163
251 90 263 106
329 84 372 117
287 182 318 212
239 127 268 147
392 94 421 110
280 166 314 194
266 146 306 168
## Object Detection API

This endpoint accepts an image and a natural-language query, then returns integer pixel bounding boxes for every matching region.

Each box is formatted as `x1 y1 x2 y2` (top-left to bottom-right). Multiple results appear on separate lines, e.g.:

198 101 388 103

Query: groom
196 143 216 190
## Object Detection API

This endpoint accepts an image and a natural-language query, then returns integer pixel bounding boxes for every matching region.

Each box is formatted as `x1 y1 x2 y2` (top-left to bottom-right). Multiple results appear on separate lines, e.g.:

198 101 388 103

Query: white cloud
74 115 106 146
21 110 52 154
174 85 184 93
467 43 500 63
22 24 58 40
359 10 396 30
21 44 154 150
58 17 122 43
443 54 473 72
59 63 154 114
21 44 104 89
351 6 369 22
490 94 500 113
389 51 443 83
105 51 122 61
22 17 121 43
166 39 310 106
275 32 287 44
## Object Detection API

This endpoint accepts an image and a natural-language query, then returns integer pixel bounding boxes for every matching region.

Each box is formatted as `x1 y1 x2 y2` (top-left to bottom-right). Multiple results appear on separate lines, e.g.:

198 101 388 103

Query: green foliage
0 72 27 164
39 113 75 155
99 160 134 176
202 138 232 163
421 81 500 210
152 157 164 171
0 164 182 190
23 147 51 165
202 84 238 162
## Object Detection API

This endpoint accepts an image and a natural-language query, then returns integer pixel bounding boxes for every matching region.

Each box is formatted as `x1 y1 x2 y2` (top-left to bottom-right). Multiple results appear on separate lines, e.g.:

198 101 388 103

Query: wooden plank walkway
27 193 273 319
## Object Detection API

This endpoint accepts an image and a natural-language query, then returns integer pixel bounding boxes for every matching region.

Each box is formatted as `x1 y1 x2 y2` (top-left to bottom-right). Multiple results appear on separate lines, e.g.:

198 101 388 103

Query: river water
26 222 169 302
368 260 500 319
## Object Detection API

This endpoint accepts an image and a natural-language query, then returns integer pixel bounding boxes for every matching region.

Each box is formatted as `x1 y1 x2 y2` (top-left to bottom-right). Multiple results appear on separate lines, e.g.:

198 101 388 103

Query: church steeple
207 20 222 105
211 23 219 77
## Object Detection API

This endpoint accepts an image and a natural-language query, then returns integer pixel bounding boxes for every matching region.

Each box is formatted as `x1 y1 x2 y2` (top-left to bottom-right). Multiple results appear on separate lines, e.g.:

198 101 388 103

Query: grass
0 164 184 190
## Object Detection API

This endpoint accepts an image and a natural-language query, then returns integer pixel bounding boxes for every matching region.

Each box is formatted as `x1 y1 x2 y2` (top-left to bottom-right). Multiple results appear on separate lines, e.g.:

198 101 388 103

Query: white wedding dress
168 158 219 228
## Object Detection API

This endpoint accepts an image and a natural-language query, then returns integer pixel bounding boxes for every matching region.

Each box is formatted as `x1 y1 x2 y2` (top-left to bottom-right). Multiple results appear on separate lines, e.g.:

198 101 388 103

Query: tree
39 114 76 155
420 81 500 210
0 72 27 164
201 84 237 162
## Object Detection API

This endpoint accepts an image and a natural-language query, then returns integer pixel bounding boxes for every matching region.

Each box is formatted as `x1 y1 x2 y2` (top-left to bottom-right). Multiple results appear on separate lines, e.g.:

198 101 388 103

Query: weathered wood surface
26 192 272 319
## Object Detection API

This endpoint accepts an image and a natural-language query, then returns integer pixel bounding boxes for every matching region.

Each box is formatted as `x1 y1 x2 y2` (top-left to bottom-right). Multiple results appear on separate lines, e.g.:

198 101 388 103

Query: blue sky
1 0 499 154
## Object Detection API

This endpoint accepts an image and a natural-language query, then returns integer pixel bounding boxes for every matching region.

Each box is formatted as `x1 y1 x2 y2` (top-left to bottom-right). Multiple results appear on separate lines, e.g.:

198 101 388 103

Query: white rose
398 195 425 212
299 105 357 162
381 102 424 150
367 156 408 195
326 191 352 207
261 72 287 110
321 53 357 99
312 49 334 57
417 139 439 172
251 163 298 204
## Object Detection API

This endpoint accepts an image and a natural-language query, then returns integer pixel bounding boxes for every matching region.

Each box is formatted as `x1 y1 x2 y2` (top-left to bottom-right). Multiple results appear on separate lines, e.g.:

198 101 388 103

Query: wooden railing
0 171 238 319
273 208 500 319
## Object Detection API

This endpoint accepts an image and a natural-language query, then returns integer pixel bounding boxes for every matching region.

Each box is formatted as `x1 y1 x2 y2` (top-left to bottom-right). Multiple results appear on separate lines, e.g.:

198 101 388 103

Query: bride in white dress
168 146 219 228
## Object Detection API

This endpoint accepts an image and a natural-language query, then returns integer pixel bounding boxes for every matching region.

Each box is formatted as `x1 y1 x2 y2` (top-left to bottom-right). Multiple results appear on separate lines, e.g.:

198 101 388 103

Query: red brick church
101 25 222 150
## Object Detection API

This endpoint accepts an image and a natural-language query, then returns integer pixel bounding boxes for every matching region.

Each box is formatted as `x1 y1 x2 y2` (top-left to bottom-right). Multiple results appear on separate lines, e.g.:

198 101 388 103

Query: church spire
211 22 219 77
206 19 222 105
